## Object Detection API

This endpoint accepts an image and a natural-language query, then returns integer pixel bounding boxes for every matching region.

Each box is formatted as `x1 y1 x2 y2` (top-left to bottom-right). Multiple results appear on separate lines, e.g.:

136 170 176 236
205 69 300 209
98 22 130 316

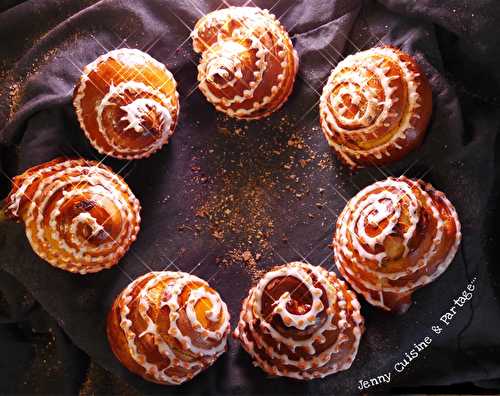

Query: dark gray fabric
0 0 499 394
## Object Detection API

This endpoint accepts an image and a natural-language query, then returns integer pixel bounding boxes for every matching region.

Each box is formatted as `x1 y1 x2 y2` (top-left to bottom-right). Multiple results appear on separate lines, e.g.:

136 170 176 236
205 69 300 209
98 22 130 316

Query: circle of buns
2 4 467 386
73 48 179 159
107 271 230 385
234 261 364 380
319 46 432 168
192 7 299 119
333 176 461 313
4 158 141 274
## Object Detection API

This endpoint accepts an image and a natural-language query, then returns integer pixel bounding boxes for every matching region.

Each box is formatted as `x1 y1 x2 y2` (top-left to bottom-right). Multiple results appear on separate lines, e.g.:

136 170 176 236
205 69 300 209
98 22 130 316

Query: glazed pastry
334 176 461 313
234 261 364 380
74 48 179 159
319 46 432 169
192 7 298 119
4 158 140 274
107 271 230 385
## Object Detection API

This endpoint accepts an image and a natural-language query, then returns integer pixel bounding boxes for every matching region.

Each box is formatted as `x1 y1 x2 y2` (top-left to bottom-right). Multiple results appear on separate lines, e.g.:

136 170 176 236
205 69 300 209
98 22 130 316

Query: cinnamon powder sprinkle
179 115 337 279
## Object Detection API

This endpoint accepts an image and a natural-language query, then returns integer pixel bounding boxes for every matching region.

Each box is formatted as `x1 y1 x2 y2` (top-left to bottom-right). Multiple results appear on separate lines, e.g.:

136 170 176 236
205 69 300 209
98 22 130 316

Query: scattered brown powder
79 361 140 396
218 248 266 282
178 114 338 279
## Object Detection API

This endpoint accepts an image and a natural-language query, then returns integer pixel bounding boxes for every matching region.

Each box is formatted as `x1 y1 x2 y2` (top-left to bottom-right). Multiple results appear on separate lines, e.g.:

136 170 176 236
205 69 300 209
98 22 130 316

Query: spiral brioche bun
192 6 299 120
334 176 461 313
4 158 140 274
107 271 230 385
73 48 179 159
320 46 432 169
234 261 364 380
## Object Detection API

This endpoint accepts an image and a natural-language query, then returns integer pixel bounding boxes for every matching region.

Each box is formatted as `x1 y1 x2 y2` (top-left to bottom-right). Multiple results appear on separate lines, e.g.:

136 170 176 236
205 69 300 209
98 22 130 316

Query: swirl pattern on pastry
319 46 432 168
4 158 141 274
192 6 299 119
234 261 364 380
73 49 179 159
107 271 230 385
334 176 461 313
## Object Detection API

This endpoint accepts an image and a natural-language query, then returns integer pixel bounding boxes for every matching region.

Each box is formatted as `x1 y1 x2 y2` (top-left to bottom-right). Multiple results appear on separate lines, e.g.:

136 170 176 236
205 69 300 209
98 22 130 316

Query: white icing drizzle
5 159 141 274
73 48 179 159
333 176 461 311
234 262 364 380
113 271 230 385
192 7 299 119
319 47 428 168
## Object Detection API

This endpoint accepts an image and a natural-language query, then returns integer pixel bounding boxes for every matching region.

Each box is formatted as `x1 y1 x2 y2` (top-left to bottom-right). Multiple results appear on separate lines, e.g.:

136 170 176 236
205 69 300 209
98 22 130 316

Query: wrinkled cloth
1 0 500 394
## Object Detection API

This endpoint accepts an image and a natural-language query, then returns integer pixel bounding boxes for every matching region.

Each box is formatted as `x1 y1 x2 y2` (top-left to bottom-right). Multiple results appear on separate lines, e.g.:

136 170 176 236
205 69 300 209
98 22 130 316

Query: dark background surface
1 0 500 394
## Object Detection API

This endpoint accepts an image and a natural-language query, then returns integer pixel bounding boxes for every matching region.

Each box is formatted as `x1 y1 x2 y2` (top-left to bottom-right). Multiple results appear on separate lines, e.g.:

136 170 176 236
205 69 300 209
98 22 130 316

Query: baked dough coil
334 176 461 313
4 158 141 274
320 46 432 168
234 261 364 380
192 7 299 120
107 271 230 385
74 49 179 159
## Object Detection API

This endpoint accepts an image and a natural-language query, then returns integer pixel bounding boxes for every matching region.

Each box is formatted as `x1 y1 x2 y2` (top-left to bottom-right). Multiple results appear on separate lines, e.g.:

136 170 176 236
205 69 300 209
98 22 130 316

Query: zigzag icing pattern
334 176 461 313
234 262 364 380
73 49 179 159
319 46 431 168
192 7 298 119
4 158 141 274
108 271 230 385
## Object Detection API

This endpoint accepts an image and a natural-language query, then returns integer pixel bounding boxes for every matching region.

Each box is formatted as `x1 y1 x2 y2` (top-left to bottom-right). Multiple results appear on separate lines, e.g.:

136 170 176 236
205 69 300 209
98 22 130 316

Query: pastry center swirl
329 66 387 132
120 98 172 137
205 41 246 84
350 184 419 263
97 81 173 151
264 276 324 331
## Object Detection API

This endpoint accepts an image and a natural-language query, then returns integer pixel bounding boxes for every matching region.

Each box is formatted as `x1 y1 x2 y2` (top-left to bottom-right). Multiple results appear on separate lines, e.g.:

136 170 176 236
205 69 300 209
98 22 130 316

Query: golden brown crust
320 46 432 169
107 271 230 385
234 262 364 380
73 49 179 159
333 176 461 313
192 7 298 120
4 157 140 274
